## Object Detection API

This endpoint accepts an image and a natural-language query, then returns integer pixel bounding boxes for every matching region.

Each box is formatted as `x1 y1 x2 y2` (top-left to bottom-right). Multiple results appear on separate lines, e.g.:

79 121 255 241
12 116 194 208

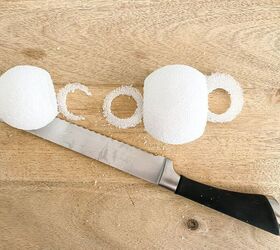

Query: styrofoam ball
143 65 208 145
0 65 58 130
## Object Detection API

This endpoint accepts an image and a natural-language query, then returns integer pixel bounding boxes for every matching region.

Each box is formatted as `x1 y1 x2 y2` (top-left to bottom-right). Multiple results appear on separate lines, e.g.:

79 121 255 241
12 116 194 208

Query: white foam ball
0 65 58 130
143 65 208 145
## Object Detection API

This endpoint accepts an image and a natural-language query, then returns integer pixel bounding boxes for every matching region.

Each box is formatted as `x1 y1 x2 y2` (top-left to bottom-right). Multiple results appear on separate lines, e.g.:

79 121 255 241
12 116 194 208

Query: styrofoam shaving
57 83 92 121
103 85 143 129
207 73 243 123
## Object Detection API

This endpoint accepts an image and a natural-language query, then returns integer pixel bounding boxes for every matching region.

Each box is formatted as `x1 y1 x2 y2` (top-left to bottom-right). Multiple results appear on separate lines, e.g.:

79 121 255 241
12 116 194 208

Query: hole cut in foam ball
0 65 58 130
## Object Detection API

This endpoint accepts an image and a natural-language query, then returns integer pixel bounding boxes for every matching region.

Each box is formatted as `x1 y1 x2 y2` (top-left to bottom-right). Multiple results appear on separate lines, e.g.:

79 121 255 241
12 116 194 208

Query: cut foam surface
57 83 92 121
103 85 143 129
0 65 58 130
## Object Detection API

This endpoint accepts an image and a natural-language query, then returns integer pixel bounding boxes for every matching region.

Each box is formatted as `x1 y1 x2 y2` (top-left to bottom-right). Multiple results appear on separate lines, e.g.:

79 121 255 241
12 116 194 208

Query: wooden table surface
0 0 280 249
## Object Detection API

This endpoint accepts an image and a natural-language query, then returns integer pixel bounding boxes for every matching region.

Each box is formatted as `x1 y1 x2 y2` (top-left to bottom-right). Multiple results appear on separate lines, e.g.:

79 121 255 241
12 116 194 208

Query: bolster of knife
175 175 280 235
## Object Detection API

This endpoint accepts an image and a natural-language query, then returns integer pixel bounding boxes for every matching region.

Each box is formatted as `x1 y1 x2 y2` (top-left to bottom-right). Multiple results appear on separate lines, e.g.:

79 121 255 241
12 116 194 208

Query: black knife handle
175 175 280 235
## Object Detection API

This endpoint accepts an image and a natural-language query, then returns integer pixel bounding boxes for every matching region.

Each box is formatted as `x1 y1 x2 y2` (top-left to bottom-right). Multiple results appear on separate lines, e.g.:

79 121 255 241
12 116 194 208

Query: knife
28 118 280 235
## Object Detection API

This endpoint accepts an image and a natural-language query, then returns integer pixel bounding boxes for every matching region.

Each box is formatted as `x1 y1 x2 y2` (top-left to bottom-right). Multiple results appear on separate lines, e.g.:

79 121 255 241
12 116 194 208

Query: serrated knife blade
27 117 280 235
29 118 168 184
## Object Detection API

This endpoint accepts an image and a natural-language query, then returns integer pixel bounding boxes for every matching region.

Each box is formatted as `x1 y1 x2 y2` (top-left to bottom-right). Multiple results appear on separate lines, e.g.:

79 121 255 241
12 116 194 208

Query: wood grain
0 0 280 249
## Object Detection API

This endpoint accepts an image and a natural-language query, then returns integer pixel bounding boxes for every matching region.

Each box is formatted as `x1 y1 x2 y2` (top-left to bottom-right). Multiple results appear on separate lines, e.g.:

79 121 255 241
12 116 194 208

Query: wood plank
0 0 280 249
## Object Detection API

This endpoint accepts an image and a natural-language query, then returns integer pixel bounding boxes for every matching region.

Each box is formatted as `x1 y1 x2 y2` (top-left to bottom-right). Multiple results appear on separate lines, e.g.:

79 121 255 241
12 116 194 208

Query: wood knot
271 89 280 104
22 48 46 60
134 51 146 60
186 219 199 230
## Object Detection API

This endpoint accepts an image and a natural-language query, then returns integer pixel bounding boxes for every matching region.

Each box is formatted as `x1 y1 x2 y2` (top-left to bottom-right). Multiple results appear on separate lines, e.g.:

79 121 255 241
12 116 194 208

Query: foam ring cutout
103 85 143 129
57 83 92 121
207 73 243 123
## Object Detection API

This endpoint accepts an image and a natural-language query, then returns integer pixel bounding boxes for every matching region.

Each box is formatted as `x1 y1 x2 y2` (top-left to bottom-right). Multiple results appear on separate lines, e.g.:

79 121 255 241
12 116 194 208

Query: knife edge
28 118 179 186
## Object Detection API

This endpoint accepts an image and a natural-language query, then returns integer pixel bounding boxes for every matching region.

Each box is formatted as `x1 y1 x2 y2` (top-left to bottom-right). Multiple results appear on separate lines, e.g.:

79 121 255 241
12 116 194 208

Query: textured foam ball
0 65 58 130
143 65 208 144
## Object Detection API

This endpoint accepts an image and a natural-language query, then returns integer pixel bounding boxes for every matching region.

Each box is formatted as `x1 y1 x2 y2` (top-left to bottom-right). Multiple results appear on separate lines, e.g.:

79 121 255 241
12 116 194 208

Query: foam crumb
57 83 92 121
